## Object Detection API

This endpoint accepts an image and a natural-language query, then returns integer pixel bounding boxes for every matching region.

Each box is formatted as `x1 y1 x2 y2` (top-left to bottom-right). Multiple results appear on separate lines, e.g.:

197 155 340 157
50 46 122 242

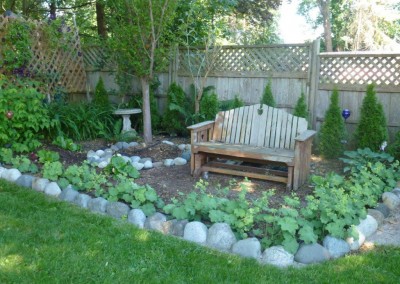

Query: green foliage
52 136 81 152
0 148 14 164
260 81 275 107
106 179 164 216
318 89 345 159
355 84 388 150
37 150 60 164
388 131 400 161
200 87 219 121
12 155 38 173
104 156 140 180
61 162 108 193
162 83 192 135
47 101 116 141
42 161 64 181
93 77 109 106
219 95 244 111
340 148 395 173
0 76 52 153
293 92 308 119
0 20 33 73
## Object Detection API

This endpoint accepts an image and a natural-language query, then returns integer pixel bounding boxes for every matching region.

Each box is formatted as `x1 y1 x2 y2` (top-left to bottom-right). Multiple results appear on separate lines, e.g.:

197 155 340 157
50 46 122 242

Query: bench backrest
212 104 308 150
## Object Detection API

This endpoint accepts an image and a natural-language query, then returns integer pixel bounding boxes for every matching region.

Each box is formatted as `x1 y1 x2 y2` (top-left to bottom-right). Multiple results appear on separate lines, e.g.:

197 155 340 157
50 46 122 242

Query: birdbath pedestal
113 108 142 132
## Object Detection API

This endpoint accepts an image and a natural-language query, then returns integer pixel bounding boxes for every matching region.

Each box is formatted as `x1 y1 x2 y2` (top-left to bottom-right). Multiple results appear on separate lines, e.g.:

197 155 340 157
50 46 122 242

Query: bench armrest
187 120 215 131
295 130 316 142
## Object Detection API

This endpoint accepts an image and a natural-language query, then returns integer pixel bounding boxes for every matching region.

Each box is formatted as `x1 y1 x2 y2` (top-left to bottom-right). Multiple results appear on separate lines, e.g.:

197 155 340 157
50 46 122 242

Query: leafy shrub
52 136 81 151
42 161 64 181
355 84 388 150
0 76 52 152
260 80 275 107
388 131 400 161
200 87 219 121
93 77 109 106
318 88 346 159
37 150 60 164
0 148 14 164
47 101 116 141
219 95 244 111
104 156 140 179
293 92 308 119
12 155 38 173
162 82 192 135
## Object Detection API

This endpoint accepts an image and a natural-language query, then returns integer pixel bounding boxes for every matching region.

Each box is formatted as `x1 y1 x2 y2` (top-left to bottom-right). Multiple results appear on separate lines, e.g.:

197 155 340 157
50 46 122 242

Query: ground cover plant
1 180 400 283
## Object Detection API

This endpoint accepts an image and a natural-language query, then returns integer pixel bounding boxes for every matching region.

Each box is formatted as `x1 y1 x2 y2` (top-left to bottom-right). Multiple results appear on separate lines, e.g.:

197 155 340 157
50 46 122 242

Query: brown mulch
40 135 344 207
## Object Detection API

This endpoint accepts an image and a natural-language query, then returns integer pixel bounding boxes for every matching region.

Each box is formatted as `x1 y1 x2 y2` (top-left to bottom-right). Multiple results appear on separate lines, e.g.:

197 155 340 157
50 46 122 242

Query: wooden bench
187 104 316 190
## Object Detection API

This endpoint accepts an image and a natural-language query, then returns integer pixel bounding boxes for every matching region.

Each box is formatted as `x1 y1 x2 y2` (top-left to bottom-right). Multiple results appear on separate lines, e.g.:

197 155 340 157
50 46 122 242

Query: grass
1 180 400 284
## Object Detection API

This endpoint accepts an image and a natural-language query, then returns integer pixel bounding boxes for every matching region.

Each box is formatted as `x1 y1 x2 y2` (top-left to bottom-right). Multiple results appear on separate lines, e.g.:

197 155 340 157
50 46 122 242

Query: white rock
0 167 8 179
346 232 366 251
95 149 105 157
357 215 378 238
44 182 62 197
128 209 146 228
121 156 131 163
86 150 96 158
162 140 174 146
322 236 350 258
98 161 109 168
174 157 187 166
183 221 208 244
382 192 400 210
128 142 139 148
206 223 237 251
139 157 152 163
132 162 144 171
178 144 186 151
185 144 191 151
131 156 141 163
164 159 175 167
261 245 295 267
143 160 153 169
32 177 50 192
4 168 22 182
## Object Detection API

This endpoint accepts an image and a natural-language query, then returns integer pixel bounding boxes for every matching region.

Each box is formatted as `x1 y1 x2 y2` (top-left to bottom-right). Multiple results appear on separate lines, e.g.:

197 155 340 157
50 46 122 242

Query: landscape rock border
3 165 400 268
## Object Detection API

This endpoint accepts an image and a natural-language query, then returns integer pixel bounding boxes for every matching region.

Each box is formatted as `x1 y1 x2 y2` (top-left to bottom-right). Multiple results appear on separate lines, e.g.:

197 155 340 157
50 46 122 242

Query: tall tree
107 0 178 143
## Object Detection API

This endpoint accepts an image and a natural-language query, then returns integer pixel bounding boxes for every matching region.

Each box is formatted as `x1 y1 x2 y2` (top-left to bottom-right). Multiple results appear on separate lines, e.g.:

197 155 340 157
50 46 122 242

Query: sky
278 0 323 43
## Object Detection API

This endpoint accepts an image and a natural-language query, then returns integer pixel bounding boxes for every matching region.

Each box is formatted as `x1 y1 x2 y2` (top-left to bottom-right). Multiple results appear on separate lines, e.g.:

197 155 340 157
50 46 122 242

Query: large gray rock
382 192 400 210
164 159 174 167
375 203 390 218
356 215 378 238
322 236 350 259
162 219 188 237
231 238 261 259
261 246 294 267
15 175 34 188
174 157 187 166
128 209 147 228
106 202 130 219
144 212 167 232
294 243 331 264
392 188 400 199
88 197 108 214
32 177 50 192
367 209 385 226
73 193 92 208
206 223 237 251
59 186 79 202
181 151 191 162
0 167 8 178
3 168 22 182
44 182 62 197
183 221 208 244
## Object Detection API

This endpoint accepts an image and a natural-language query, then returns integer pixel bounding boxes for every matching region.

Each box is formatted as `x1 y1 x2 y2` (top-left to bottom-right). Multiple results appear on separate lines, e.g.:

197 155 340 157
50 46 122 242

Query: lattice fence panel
319 54 400 87
0 15 86 96
178 44 311 74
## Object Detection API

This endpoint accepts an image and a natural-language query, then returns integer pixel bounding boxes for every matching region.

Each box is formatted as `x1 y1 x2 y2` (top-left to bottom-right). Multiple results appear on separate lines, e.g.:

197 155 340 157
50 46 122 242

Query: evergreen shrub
318 88 345 159
219 95 244 111
355 84 388 150
200 88 219 121
388 131 400 161
260 80 275 107
293 92 308 119
93 77 109 106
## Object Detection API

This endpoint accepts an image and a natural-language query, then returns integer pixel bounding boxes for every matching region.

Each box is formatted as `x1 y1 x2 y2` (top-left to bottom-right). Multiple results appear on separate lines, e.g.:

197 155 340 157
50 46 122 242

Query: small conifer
318 88 345 159
293 92 308 119
261 80 276 107
93 77 109 106
355 84 388 150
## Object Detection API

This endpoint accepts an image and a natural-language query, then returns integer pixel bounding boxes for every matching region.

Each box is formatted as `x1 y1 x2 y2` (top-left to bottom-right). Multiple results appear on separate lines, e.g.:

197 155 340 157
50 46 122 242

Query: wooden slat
212 112 225 141
297 117 308 133
269 108 278 148
256 105 269 147
244 106 253 144
284 113 293 149
207 161 289 177
229 108 239 144
249 105 261 146
223 109 235 143
239 106 249 144
233 106 244 143
279 111 289 148
273 109 283 148
289 116 299 149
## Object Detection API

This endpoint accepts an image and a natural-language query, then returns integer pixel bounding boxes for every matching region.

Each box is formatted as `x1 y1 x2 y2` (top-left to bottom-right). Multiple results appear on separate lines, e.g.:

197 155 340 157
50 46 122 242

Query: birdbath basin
113 108 142 132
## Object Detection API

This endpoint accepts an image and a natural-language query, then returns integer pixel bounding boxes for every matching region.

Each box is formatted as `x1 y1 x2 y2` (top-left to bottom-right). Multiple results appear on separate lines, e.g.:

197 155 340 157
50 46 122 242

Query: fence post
308 39 320 130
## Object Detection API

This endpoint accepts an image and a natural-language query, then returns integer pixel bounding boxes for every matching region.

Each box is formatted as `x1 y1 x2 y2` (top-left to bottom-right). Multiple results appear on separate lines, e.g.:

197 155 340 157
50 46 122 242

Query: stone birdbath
113 108 142 132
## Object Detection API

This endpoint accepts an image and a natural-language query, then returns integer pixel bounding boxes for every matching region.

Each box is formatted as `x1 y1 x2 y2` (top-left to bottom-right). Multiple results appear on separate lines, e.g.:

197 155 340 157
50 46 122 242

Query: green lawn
1 180 400 284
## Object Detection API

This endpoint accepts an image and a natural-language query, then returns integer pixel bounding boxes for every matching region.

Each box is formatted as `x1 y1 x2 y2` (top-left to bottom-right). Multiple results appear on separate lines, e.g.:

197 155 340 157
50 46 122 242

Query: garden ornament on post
342 109 351 121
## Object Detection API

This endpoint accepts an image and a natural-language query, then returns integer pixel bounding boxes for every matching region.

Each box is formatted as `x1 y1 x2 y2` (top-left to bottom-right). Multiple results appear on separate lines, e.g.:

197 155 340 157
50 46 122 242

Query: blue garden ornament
342 109 351 121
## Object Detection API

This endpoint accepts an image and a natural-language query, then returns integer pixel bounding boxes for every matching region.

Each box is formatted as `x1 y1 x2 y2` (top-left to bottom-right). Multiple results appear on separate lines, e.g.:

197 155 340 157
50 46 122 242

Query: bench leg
193 153 206 177
287 166 294 190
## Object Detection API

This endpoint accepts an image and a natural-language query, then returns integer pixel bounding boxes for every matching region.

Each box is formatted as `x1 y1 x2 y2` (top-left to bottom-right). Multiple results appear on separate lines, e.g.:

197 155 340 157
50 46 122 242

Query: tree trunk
140 76 153 144
50 0 56 18
319 0 333 52
96 1 107 39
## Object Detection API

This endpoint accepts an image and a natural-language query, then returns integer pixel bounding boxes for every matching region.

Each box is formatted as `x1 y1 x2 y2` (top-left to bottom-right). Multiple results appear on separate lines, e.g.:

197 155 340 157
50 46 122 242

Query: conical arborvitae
318 88 345 159
293 91 308 119
355 84 388 150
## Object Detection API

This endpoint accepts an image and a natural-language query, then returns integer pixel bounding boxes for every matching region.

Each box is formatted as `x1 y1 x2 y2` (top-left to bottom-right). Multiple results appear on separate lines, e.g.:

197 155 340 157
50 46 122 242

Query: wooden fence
83 40 400 140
